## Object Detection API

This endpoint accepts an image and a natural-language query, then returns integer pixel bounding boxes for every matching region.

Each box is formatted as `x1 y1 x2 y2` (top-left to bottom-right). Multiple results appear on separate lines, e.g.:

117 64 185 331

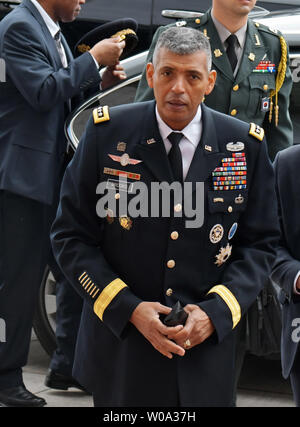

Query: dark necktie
168 132 183 183
226 34 238 72
54 30 68 68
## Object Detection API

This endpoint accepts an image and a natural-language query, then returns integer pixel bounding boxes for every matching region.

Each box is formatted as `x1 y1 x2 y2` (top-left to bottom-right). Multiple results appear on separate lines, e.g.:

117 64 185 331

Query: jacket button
171 231 179 240
231 109 237 116
233 85 239 91
228 206 233 213
166 288 173 297
263 84 269 91
167 260 176 269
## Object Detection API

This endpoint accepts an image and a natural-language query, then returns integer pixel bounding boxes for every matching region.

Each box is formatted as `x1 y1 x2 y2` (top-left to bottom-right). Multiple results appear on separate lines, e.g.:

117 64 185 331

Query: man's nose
171 77 185 93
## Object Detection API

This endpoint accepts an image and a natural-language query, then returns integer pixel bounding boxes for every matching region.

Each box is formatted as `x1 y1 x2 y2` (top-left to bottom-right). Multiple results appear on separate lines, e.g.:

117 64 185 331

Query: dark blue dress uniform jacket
51 101 279 406
272 145 300 379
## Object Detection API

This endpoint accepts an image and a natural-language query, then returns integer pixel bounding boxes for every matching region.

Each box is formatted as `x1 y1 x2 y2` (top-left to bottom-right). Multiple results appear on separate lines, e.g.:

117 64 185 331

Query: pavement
22 334 295 408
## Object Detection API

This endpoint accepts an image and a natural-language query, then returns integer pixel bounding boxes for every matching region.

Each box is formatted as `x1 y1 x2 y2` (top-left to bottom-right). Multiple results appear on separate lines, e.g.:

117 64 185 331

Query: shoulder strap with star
93 106 110 124
249 123 265 142
254 22 288 127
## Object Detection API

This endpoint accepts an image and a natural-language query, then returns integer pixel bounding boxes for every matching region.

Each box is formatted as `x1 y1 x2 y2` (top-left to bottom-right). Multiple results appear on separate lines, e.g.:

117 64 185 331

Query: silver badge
226 142 245 152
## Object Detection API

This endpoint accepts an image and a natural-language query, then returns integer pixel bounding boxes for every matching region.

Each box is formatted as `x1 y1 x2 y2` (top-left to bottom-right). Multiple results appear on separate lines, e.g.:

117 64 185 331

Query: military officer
51 27 279 406
135 0 293 161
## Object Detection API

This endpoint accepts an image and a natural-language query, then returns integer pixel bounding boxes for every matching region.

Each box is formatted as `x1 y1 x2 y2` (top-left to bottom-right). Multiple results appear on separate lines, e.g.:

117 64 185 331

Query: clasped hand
130 302 215 359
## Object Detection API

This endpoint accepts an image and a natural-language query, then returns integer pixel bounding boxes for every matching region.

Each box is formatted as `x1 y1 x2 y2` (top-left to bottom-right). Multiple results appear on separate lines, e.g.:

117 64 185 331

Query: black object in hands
163 301 188 327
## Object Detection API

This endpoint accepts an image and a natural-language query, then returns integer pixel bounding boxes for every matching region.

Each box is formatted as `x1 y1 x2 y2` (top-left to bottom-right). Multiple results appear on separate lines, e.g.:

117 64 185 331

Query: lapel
185 104 224 194
235 19 268 85
134 101 174 184
22 0 64 69
205 12 234 82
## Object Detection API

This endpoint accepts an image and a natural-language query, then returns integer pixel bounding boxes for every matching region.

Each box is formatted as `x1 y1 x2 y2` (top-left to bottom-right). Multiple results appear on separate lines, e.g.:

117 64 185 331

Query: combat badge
215 243 232 267
210 224 224 244
226 142 245 152
119 216 133 231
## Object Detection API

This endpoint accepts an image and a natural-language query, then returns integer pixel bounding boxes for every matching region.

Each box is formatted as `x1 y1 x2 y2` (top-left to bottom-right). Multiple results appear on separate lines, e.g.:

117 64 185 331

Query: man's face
146 48 216 130
53 0 85 22
213 0 257 16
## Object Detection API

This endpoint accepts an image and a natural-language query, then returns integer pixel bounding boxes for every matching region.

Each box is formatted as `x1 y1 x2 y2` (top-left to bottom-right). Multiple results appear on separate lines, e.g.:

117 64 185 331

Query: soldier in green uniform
135 0 293 161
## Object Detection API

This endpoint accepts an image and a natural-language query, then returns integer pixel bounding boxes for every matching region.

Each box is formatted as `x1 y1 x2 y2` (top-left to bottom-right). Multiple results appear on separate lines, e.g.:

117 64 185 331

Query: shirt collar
211 12 248 49
155 105 202 147
30 0 60 38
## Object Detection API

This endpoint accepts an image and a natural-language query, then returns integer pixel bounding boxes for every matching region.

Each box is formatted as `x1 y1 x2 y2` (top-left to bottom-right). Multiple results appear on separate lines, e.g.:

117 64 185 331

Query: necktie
226 34 238 73
54 30 68 68
168 132 183 183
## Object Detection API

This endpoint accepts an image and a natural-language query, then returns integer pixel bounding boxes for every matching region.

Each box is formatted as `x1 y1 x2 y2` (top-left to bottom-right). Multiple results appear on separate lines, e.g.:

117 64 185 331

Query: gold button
255 22 260 27
166 288 173 297
195 18 201 24
228 206 233 213
263 84 269 91
231 109 237 116
171 231 179 240
115 193 121 200
174 204 182 213
233 85 239 92
167 260 176 269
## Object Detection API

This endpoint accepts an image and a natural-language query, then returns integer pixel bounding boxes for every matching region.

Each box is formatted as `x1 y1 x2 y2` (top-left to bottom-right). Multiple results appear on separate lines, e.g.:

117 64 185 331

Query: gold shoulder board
93 106 110 124
249 123 264 141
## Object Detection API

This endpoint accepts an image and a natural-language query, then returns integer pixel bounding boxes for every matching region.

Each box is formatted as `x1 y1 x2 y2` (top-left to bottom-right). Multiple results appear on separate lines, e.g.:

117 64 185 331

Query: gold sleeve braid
269 36 288 127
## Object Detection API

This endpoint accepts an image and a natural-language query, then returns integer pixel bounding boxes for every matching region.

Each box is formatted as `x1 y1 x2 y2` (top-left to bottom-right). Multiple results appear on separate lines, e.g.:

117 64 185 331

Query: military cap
74 18 138 60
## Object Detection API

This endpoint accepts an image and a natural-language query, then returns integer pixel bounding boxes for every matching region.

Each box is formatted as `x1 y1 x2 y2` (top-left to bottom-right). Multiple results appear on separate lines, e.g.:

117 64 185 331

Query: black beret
74 18 138 60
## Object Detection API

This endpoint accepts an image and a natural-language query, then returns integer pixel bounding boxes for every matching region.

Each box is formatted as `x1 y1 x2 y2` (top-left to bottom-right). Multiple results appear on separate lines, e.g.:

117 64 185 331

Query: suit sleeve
271 152 300 302
2 21 100 112
51 118 142 340
199 137 280 342
262 35 294 161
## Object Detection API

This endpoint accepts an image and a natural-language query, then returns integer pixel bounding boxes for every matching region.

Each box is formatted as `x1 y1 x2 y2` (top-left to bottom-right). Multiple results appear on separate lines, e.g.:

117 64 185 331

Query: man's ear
205 69 217 95
146 63 154 89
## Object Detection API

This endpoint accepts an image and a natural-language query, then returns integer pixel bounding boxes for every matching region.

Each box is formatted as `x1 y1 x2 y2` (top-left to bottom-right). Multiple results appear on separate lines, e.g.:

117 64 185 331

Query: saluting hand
168 304 215 350
130 302 186 359
90 37 125 66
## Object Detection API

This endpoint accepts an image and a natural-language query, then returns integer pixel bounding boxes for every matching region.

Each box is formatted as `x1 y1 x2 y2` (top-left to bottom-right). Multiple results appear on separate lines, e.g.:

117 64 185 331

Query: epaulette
249 123 264 142
93 106 110 124
255 23 288 127
254 21 285 38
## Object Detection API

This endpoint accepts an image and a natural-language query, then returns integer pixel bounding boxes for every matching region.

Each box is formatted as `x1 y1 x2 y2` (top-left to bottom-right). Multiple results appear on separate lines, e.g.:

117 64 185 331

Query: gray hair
153 26 212 72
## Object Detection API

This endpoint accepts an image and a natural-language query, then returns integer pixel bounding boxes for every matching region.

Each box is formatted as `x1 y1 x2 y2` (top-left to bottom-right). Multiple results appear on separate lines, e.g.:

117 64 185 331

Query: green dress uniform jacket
135 10 293 161
51 100 279 406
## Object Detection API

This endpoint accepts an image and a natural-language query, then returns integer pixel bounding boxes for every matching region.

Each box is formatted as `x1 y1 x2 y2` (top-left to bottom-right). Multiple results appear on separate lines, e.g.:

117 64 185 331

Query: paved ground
23 335 295 408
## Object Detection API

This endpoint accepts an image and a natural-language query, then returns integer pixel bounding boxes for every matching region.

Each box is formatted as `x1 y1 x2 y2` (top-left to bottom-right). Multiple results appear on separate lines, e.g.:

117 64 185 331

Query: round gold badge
210 224 224 244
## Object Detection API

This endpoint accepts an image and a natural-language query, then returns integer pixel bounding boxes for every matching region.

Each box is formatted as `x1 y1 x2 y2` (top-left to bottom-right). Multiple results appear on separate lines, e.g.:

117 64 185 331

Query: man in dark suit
51 26 279 406
0 0 125 406
271 145 300 406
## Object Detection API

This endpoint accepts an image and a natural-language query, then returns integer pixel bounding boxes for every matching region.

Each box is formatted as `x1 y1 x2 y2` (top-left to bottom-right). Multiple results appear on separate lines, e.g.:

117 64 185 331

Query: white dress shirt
30 0 68 67
211 13 248 77
155 105 202 181
30 0 99 70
